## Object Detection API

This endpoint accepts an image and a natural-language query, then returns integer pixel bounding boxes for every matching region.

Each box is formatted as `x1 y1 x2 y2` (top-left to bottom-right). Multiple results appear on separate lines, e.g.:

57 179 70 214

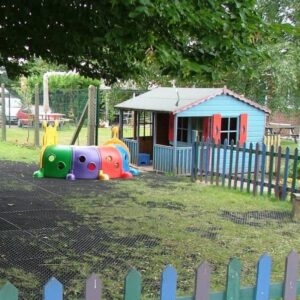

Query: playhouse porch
119 110 204 175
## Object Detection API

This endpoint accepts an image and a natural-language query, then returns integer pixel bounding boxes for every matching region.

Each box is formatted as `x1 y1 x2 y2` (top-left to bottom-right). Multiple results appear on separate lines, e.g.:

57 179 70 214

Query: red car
17 106 65 127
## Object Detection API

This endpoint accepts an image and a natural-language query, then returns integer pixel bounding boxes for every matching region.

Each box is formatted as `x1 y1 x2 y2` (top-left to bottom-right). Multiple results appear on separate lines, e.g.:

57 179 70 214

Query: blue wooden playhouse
115 87 270 175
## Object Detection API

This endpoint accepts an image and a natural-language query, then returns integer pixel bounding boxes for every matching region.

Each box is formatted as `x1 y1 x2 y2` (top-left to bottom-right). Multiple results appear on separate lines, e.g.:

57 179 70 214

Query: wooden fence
1 251 299 300
191 139 300 200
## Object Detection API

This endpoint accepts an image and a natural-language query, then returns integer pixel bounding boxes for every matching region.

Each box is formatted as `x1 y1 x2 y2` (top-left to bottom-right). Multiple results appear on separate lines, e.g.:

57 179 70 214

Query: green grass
0 141 39 163
281 139 299 153
0 126 116 162
3 126 112 146
62 177 298 299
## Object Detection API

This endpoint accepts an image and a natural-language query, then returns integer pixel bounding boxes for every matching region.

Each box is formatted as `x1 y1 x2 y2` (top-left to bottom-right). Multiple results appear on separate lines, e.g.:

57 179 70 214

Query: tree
0 1 264 83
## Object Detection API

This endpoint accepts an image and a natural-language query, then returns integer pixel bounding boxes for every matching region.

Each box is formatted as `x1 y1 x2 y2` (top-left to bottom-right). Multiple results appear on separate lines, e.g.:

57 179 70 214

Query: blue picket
43 277 63 300
281 147 290 200
216 142 221 186
255 254 272 300
160 265 177 300
222 139 228 187
204 138 210 183
260 143 267 196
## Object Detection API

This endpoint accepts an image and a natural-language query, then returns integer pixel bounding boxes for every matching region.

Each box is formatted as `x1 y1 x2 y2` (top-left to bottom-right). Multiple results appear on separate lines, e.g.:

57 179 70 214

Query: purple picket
160 265 177 300
255 254 272 300
195 261 211 300
283 250 299 300
85 273 102 300
43 277 63 300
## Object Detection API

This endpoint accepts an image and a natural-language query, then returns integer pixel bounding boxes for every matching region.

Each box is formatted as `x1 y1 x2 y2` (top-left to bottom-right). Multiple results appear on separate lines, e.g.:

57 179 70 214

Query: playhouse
115 87 271 174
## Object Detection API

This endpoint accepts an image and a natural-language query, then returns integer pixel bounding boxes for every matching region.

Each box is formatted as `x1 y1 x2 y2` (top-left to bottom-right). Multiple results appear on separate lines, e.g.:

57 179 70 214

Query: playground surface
0 160 299 300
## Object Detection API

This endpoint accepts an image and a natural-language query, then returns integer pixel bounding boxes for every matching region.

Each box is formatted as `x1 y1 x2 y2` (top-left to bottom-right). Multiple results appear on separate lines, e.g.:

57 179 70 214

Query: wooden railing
1 251 299 300
191 139 299 200
123 138 139 165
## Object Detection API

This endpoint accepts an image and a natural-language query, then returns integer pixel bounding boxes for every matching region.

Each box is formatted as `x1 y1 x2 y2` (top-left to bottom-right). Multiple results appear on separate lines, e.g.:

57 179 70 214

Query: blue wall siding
177 95 266 145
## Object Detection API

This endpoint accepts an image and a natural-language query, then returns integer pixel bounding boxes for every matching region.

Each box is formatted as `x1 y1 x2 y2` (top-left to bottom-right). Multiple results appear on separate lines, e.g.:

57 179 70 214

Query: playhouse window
139 111 153 137
221 117 238 144
177 117 188 142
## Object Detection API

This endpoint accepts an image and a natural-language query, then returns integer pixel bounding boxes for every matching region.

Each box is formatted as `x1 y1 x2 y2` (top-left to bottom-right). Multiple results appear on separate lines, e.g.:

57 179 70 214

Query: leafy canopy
0 1 263 83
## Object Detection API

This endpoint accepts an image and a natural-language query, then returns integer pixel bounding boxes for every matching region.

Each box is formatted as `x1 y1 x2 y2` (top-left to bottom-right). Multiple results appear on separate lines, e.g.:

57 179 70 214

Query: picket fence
191 139 300 200
1 251 300 300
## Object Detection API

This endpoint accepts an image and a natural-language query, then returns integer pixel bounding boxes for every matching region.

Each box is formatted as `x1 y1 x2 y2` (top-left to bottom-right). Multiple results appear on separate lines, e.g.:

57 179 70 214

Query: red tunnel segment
98 146 123 179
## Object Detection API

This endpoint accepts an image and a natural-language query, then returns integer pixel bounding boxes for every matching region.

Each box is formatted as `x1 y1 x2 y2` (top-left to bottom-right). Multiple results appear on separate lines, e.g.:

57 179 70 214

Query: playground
0 156 299 299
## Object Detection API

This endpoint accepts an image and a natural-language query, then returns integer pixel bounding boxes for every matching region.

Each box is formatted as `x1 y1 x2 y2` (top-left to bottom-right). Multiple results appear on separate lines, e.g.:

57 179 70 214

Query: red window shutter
239 113 248 145
212 114 221 143
202 117 210 141
168 113 174 141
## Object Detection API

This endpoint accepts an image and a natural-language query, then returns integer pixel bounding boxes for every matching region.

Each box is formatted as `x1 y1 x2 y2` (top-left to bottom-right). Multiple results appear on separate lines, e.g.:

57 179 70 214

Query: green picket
0 282 18 300
225 258 241 300
124 269 141 300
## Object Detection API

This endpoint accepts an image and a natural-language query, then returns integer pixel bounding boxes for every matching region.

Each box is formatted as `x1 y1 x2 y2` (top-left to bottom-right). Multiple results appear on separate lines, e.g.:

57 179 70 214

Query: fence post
34 84 40 147
87 85 97 145
1 83 6 141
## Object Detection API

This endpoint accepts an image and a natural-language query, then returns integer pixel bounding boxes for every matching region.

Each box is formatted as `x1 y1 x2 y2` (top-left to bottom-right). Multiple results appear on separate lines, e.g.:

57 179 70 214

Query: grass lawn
3 125 112 146
63 178 298 298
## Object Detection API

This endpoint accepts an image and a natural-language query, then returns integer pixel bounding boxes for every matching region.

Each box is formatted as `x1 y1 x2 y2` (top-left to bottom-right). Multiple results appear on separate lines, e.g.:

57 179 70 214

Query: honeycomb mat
0 161 161 300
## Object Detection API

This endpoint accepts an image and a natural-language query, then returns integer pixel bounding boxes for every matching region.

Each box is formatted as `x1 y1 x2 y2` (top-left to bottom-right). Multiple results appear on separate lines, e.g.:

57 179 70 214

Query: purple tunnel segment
72 146 101 179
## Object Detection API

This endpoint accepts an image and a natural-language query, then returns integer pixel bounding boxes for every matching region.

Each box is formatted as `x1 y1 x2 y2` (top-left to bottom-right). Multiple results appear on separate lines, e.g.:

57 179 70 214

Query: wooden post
172 115 178 175
153 112 157 145
119 110 124 140
1 84 6 141
292 193 300 221
34 84 40 147
70 101 88 145
191 130 199 182
87 85 97 145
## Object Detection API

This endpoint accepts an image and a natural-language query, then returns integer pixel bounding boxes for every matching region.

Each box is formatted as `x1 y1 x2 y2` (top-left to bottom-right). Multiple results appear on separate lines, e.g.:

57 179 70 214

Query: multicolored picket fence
191 139 299 200
1 251 300 300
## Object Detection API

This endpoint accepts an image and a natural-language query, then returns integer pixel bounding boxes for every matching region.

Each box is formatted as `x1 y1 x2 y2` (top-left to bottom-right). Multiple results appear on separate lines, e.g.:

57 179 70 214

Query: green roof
115 87 270 114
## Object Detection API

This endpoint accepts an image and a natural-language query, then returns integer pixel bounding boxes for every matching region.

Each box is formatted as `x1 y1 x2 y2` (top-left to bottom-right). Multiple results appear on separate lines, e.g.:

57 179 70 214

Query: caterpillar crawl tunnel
33 123 139 180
